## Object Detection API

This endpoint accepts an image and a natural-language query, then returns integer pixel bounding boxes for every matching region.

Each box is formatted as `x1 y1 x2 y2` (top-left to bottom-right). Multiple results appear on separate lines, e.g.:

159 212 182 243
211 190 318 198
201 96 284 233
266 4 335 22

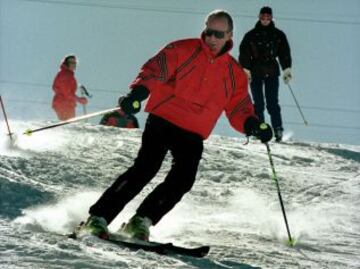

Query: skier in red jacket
52 55 88 120
82 10 273 240
100 109 139 129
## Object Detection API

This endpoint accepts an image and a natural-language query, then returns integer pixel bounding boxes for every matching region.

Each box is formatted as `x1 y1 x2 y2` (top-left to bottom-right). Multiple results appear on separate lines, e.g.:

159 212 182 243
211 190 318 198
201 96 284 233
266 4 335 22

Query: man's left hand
244 117 273 143
77 97 88 105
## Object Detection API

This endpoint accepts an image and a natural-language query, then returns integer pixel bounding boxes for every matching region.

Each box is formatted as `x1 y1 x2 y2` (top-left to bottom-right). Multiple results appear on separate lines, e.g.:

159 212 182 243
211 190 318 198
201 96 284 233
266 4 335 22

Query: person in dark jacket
80 10 273 241
100 109 139 128
239 6 292 142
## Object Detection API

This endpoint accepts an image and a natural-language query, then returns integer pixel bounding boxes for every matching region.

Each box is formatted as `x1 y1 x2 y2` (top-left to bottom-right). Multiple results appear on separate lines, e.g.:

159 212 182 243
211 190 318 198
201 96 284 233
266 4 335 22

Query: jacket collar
60 63 74 74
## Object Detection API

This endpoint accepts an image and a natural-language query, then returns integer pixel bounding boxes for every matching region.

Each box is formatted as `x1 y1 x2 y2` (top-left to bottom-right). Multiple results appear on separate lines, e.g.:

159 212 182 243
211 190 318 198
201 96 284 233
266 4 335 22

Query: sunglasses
204 29 227 39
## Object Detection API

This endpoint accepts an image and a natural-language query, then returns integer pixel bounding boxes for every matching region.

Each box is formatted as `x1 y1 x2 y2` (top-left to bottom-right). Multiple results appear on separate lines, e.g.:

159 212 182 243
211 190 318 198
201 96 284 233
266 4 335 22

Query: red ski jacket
130 35 255 139
52 63 77 109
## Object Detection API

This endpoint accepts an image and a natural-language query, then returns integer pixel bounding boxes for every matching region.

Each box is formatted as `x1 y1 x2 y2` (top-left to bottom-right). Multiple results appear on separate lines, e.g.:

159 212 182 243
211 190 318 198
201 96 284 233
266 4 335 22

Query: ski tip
67 232 78 239
199 246 210 257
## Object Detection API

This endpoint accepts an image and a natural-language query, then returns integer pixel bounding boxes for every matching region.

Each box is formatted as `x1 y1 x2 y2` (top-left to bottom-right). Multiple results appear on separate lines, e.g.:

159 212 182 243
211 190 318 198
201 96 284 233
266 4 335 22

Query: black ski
68 232 210 258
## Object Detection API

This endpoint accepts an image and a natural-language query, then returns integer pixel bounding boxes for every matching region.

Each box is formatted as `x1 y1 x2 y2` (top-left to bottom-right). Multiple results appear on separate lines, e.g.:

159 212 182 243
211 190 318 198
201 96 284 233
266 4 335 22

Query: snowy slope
0 121 359 269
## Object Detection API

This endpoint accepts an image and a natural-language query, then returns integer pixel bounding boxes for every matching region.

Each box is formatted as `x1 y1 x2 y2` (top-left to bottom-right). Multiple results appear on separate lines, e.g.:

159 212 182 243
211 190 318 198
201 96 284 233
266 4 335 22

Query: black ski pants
250 76 283 131
89 114 203 225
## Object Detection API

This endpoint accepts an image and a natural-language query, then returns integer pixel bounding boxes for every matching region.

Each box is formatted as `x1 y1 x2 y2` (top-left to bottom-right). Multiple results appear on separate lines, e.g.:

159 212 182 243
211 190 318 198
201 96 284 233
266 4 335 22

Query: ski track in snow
1 121 359 269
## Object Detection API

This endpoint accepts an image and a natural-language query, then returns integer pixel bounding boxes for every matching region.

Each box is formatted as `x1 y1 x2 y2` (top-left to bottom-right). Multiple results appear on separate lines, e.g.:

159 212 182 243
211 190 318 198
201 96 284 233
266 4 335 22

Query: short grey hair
205 10 233 32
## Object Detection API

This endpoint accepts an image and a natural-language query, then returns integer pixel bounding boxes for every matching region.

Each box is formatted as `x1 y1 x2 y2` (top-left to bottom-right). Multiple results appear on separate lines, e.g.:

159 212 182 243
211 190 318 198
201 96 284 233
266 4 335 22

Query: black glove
118 86 149 114
244 117 273 143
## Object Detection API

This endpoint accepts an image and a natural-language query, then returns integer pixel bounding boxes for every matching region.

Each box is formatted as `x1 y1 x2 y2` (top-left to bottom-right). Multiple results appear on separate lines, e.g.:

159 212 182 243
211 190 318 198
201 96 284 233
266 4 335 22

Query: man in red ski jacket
83 10 273 241
52 55 88 120
100 109 139 129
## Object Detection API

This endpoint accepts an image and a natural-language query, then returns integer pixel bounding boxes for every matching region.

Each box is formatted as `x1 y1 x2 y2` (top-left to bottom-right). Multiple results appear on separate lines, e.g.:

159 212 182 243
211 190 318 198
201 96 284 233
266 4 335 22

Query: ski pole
81 90 87 116
80 85 92 116
0 95 14 140
23 107 120 136
79 85 92 98
287 83 308 126
265 143 295 246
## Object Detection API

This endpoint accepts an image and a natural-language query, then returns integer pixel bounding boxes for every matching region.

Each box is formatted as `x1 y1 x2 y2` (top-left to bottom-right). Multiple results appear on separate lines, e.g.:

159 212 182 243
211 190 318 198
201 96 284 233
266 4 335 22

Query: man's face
204 18 232 55
259 13 272 26
67 58 77 71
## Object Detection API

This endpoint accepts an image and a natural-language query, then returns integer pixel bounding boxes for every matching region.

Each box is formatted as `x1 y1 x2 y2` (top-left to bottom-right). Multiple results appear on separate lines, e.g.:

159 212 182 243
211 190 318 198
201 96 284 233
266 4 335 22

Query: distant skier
80 10 273 241
239 6 292 142
52 55 88 120
100 109 139 128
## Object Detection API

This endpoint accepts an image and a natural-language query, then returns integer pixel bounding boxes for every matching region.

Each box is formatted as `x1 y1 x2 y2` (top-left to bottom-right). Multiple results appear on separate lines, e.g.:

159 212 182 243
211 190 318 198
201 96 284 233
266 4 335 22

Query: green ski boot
80 215 109 239
119 215 152 241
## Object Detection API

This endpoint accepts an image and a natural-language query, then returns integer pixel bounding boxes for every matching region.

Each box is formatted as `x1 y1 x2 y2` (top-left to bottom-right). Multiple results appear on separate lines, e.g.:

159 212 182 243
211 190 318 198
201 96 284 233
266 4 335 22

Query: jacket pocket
150 94 175 112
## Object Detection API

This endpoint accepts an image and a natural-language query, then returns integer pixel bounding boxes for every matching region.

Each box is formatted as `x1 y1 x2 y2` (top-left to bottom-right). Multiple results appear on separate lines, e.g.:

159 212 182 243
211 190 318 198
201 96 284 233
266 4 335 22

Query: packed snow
1 121 359 268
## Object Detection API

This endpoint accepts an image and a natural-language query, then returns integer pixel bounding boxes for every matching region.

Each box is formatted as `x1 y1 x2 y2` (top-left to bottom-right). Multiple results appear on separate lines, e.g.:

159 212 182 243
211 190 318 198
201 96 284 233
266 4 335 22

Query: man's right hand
118 86 150 114
118 96 141 114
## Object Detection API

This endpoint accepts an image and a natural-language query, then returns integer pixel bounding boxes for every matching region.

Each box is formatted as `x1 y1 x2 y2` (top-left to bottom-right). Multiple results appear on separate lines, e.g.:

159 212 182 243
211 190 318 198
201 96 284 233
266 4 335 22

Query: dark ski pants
89 114 203 225
250 76 283 131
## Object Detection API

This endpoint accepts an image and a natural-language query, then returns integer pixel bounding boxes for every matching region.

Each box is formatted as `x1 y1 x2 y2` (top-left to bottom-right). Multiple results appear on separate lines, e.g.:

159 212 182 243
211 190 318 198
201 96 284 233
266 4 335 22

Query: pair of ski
68 230 210 258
